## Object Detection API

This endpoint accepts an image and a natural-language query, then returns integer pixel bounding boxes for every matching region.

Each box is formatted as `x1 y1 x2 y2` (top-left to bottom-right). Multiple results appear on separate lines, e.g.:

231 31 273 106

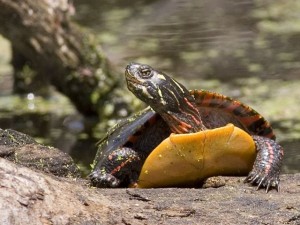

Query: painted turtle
89 62 284 192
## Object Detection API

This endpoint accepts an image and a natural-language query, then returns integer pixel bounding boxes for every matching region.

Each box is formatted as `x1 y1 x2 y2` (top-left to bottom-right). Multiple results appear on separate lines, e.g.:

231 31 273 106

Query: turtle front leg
245 135 284 192
89 147 141 188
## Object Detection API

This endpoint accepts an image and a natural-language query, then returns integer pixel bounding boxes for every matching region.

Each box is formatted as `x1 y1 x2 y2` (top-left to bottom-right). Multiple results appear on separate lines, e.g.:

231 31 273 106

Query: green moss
0 92 76 115
0 35 12 75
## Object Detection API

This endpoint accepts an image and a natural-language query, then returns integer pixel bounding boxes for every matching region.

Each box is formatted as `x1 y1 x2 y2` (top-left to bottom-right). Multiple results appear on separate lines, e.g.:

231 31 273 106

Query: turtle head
125 62 205 133
125 62 188 111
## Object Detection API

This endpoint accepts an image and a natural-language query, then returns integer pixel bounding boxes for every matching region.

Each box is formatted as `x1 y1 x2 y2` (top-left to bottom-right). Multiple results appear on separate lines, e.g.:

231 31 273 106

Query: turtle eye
139 68 153 79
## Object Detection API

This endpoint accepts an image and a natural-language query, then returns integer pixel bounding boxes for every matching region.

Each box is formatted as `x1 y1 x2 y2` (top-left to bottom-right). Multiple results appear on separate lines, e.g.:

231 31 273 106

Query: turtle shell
136 124 256 188
92 107 156 169
190 90 275 140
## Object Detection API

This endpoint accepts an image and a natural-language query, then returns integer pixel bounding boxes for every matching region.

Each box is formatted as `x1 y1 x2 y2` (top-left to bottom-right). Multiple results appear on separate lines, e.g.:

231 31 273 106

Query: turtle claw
246 135 283 193
266 181 272 193
256 176 267 190
244 169 280 193
89 170 120 188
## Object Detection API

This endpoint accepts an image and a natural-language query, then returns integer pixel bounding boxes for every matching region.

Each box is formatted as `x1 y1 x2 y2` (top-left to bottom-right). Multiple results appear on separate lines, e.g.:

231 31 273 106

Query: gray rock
0 157 299 225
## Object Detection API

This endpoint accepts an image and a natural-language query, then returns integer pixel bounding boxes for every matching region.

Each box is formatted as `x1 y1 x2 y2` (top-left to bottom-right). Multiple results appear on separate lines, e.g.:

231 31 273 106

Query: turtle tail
244 135 284 192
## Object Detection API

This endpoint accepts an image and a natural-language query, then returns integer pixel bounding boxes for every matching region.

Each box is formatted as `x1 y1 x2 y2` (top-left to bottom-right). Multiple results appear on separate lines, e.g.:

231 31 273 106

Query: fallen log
0 0 116 117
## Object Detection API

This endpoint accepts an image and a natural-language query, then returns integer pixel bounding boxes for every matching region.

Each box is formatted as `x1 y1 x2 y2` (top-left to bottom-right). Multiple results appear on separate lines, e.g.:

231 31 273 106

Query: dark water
0 0 299 175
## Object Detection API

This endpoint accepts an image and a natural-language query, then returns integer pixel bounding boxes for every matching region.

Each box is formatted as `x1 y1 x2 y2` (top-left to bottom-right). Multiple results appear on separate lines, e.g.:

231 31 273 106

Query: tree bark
0 0 117 117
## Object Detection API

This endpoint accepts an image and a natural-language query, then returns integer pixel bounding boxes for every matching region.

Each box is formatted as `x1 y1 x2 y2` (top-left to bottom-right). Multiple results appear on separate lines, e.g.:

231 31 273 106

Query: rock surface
0 156 299 225
0 128 298 225
0 128 79 177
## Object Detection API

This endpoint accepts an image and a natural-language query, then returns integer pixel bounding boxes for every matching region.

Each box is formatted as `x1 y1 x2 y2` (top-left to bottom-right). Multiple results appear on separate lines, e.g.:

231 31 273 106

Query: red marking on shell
225 101 242 112
239 115 263 127
191 90 275 139
198 91 213 106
